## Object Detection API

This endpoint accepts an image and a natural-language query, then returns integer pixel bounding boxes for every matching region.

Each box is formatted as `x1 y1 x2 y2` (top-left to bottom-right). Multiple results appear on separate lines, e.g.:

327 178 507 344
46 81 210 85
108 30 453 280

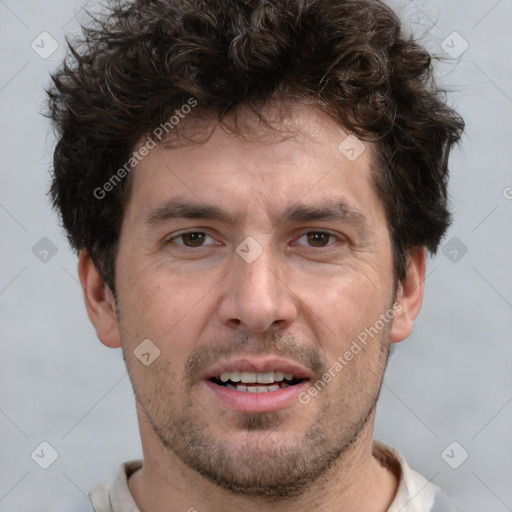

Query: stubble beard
130 335 390 501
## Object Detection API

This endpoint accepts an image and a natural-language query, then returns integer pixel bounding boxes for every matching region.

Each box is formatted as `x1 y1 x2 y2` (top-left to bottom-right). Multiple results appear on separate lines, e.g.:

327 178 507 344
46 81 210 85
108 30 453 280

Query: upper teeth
219 371 296 384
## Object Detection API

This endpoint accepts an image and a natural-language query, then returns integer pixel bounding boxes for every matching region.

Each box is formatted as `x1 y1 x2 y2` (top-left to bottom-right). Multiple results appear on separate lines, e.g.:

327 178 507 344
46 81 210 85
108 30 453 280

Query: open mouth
210 371 307 393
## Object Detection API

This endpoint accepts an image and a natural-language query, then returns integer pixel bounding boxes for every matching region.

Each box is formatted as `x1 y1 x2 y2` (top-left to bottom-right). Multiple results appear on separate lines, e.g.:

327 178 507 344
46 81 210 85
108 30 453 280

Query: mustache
184 331 327 387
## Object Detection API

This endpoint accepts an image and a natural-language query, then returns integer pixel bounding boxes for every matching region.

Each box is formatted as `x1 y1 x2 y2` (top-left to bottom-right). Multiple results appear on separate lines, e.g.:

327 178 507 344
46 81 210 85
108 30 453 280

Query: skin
79 104 425 512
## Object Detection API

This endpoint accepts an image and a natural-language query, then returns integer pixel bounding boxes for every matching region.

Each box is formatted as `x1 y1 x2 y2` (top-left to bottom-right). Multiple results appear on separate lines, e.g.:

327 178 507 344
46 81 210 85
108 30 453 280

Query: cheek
299 261 390 343
115 259 216 364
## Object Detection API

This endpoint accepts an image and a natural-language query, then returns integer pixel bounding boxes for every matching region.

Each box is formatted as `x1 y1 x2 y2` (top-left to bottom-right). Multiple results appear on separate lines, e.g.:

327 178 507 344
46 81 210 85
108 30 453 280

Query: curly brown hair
47 0 464 290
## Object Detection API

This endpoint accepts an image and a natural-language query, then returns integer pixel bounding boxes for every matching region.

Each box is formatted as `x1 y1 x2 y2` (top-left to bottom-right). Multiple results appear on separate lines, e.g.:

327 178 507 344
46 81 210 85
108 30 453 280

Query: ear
389 246 426 343
77 249 122 348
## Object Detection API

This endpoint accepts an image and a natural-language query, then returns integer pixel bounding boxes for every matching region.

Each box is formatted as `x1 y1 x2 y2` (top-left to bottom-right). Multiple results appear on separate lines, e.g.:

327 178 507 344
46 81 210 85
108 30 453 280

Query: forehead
122 104 386 230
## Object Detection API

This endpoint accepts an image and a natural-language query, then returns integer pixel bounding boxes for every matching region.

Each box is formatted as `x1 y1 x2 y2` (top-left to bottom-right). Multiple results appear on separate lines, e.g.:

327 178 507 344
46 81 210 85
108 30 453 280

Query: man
47 0 464 510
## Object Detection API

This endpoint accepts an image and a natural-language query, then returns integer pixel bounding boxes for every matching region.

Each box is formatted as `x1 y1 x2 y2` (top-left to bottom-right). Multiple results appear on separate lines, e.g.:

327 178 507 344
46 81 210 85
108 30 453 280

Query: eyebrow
146 200 237 227
282 201 367 227
145 198 368 230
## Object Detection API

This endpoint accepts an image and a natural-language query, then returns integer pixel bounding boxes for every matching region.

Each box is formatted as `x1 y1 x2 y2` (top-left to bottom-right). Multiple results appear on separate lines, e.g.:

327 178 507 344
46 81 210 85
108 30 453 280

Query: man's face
113 106 399 497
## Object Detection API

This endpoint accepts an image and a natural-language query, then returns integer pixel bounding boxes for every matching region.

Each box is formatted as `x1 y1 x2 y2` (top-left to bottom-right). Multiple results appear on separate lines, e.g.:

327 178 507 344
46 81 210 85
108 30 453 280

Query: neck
128 405 398 512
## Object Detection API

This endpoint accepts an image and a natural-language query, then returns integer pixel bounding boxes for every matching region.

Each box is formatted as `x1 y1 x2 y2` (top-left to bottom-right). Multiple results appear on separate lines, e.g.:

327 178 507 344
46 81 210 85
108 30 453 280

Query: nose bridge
239 242 278 296
219 238 297 332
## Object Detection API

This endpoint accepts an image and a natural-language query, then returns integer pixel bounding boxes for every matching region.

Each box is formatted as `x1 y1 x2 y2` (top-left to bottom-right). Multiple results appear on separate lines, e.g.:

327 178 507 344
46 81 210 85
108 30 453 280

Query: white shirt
89 441 458 512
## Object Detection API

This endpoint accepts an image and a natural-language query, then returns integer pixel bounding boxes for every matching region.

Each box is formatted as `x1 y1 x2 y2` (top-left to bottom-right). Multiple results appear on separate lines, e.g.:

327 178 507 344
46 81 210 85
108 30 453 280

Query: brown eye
304 232 333 247
164 230 221 253
180 232 206 247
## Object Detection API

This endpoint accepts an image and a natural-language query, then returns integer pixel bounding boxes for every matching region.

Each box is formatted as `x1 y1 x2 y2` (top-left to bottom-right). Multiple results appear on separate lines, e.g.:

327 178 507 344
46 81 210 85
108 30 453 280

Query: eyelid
164 229 345 249
293 230 342 247
165 229 219 247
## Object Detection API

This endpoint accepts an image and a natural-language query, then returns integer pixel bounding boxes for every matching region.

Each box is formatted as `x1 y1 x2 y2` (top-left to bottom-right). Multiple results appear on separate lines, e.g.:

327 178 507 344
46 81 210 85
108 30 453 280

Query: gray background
1 0 511 510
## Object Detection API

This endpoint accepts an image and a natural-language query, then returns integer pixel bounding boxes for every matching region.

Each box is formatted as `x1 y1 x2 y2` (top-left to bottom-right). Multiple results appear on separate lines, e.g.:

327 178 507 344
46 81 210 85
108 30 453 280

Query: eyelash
294 232 339 248
166 231 218 248
165 230 342 249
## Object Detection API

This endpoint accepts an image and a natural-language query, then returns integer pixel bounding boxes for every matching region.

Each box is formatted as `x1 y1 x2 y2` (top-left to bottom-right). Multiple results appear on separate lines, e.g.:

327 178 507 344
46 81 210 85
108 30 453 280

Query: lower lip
204 379 310 413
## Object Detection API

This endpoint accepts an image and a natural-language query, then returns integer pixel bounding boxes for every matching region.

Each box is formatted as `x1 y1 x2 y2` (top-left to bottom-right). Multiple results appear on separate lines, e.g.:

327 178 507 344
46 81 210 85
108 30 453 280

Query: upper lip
202 356 312 381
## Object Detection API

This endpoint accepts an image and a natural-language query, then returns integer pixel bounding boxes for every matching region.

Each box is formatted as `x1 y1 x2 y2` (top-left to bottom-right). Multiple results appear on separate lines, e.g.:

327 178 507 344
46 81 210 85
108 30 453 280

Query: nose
217 244 298 333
